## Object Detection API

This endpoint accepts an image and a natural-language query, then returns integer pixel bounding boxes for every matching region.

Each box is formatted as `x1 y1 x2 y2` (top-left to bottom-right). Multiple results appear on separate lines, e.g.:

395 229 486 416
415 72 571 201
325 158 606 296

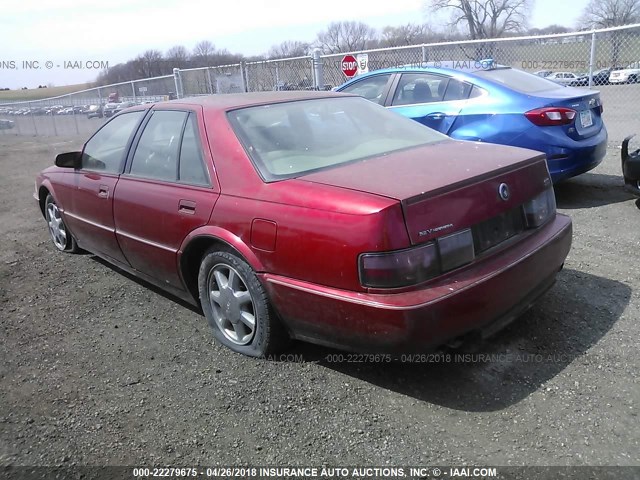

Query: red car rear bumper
262 214 572 353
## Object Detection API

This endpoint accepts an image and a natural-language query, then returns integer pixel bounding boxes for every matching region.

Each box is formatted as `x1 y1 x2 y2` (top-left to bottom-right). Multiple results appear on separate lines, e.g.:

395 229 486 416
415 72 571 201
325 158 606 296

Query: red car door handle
178 199 196 214
98 185 109 198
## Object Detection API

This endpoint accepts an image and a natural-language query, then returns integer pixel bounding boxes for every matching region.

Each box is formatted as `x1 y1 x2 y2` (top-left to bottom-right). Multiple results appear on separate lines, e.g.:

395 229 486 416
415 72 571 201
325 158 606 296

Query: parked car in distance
0 119 15 129
45 105 64 115
570 68 612 86
112 101 137 115
36 92 572 357
546 72 579 85
609 61 640 84
102 103 120 118
533 70 553 77
336 63 607 183
85 105 104 119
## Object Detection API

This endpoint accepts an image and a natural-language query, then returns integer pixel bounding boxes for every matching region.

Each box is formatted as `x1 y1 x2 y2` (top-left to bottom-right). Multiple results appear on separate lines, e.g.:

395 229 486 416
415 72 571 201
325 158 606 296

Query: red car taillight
359 229 475 289
525 107 577 126
359 242 440 289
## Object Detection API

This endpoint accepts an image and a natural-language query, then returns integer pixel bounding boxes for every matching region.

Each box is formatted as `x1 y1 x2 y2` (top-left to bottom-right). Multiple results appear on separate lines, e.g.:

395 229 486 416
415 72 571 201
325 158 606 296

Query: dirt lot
0 133 639 473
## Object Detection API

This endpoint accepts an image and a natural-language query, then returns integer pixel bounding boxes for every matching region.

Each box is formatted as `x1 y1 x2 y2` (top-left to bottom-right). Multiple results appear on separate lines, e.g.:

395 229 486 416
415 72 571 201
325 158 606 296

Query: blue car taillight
525 107 576 126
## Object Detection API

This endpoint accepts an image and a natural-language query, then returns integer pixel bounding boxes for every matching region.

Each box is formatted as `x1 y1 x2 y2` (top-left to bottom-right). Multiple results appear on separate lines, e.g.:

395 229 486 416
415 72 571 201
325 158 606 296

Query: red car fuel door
113 109 219 288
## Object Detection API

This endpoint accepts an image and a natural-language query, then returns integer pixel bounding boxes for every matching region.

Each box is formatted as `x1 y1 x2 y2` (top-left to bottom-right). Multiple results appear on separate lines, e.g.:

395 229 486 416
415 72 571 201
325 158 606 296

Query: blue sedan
335 63 608 183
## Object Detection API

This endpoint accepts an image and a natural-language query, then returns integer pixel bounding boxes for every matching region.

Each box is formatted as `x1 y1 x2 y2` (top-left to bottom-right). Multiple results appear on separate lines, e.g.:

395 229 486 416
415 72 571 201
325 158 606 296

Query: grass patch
0 84 94 103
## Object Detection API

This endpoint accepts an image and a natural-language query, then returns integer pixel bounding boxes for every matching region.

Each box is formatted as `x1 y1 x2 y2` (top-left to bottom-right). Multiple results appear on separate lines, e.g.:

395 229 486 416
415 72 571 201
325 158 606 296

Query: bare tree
380 23 435 47
316 21 377 53
166 45 190 69
579 0 640 67
138 49 164 77
428 0 531 39
210 48 244 66
579 0 639 27
268 40 310 59
193 40 216 67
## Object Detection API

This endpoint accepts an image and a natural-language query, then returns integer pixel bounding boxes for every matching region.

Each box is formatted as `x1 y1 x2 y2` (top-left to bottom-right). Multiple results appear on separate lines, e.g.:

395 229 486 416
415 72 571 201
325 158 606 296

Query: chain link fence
2 24 639 141
0 75 176 137
179 64 246 97
245 57 316 92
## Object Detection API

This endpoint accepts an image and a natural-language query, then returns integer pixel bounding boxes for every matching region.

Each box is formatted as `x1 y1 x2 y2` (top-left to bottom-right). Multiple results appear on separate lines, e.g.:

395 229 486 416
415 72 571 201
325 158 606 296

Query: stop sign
341 55 358 78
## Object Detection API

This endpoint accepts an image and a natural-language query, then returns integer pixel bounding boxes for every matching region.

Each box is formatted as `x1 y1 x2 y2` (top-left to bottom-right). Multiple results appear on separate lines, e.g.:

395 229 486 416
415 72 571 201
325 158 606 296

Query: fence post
240 62 248 92
422 45 427 63
49 107 57 136
207 68 214 94
313 49 324 90
72 105 80 134
173 68 184 99
131 81 137 101
588 30 597 88
30 107 38 136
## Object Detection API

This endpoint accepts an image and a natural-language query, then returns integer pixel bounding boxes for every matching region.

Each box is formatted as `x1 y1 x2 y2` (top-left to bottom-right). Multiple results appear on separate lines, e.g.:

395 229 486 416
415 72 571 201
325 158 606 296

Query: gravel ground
0 133 638 474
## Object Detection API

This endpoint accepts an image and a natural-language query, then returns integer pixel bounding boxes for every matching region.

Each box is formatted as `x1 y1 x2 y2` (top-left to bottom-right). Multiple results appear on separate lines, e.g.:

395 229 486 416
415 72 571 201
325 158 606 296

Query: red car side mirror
55 151 82 169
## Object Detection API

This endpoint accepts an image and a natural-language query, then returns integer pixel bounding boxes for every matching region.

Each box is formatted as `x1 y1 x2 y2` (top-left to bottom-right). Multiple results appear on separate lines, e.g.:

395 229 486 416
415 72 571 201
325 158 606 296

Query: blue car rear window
475 68 563 93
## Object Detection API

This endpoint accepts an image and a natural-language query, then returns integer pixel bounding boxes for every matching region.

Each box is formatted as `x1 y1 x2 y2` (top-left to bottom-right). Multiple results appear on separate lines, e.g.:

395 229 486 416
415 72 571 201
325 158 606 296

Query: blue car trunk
533 88 604 141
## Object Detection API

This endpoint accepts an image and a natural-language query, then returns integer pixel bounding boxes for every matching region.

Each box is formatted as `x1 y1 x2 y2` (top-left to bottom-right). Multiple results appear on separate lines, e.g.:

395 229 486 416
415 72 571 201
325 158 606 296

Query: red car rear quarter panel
211 194 407 290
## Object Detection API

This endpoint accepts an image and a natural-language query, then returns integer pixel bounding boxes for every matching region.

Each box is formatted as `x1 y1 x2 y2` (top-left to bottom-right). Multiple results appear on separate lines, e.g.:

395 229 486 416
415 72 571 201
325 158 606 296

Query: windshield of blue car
228 96 448 182
476 67 564 93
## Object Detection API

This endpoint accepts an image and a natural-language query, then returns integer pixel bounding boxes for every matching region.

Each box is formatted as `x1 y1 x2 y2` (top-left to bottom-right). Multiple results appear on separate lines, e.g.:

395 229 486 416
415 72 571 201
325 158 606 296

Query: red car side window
82 111 145 173
178 114 210 186
130 110 188 182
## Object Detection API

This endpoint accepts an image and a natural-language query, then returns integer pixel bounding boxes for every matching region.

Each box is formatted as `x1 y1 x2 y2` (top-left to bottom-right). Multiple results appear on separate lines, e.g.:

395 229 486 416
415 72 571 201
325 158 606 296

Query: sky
0 0 591 89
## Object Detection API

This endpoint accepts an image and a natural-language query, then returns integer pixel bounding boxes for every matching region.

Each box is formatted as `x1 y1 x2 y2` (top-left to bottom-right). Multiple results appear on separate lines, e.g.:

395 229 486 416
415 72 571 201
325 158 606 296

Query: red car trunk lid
301 140 550 245
402 159 549 244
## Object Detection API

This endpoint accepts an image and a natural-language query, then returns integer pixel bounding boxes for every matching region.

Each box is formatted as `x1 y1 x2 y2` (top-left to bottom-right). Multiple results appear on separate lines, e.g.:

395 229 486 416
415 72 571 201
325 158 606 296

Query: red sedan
35 92 572 357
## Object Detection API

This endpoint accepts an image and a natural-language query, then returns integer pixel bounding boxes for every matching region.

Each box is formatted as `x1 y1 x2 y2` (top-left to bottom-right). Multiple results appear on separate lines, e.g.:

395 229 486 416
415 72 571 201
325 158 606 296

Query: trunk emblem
498 183 510 201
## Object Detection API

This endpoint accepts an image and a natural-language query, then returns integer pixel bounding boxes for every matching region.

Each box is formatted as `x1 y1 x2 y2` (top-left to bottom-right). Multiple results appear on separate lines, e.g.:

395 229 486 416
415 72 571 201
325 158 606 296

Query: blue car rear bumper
493 122 608 184
544 127 608 183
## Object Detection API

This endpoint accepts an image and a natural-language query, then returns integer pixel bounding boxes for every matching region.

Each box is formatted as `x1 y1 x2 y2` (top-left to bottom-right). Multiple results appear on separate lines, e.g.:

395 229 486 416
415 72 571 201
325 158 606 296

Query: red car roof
159 91 354 112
